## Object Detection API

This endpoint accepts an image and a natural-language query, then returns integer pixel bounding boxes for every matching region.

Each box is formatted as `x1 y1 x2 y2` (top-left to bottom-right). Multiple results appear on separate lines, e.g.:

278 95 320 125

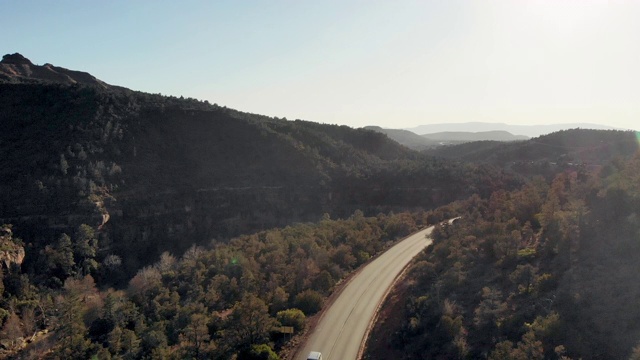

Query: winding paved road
296 224 438 360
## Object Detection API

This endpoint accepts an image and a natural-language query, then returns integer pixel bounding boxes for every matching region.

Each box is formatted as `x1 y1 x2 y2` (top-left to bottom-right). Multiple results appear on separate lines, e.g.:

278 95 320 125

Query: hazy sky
3 0 639 130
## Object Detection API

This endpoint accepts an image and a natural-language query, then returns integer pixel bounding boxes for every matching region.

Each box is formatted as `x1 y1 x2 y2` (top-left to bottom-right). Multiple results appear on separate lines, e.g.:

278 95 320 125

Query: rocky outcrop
1 53 33 65
0 53 109 88
0 226 25 270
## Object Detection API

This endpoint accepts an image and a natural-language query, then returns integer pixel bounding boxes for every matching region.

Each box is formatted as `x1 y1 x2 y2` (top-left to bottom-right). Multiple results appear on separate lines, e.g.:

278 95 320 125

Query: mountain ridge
363 126 441 150
364 126 529 150
2 53 640 360
405 121 625 138
0 54 519 283
422 130 529 142
0 52 110 88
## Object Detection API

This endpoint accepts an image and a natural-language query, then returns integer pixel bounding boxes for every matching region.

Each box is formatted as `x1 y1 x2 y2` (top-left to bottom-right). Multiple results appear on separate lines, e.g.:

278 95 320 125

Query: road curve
296 225 437 360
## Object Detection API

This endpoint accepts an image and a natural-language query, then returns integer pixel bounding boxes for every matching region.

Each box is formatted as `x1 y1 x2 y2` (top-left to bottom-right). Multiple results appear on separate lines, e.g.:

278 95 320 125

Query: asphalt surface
296 225 436 360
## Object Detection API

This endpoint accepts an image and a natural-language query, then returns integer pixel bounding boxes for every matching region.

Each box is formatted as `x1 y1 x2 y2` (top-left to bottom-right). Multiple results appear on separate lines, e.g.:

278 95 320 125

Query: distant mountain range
363 126 442 150
423 128 638 167
405 122 623 138
364 126 529 150
422 130 529 142
366 122 626 150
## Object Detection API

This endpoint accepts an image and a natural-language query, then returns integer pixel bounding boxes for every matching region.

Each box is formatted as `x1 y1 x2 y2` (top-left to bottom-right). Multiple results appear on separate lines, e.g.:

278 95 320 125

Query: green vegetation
0 81 517 284
380 154 640 359
0 211 429 358
2 64 640 359
425 129 639 179
1 78 512 358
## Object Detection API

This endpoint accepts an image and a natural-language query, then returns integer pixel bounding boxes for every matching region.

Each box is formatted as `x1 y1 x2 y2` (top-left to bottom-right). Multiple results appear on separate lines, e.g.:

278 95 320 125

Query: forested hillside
425 129 638 179
0 55 522 358
0 77 518 283
0 210 437 359
366 152 640 360
3 54 639 360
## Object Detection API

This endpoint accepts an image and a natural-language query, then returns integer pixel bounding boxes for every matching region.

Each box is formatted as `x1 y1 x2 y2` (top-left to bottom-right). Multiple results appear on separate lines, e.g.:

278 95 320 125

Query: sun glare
527 0 604 39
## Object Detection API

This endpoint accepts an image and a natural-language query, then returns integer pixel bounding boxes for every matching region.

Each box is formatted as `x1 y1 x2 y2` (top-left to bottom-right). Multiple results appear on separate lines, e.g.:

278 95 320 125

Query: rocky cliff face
0 53 109 88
